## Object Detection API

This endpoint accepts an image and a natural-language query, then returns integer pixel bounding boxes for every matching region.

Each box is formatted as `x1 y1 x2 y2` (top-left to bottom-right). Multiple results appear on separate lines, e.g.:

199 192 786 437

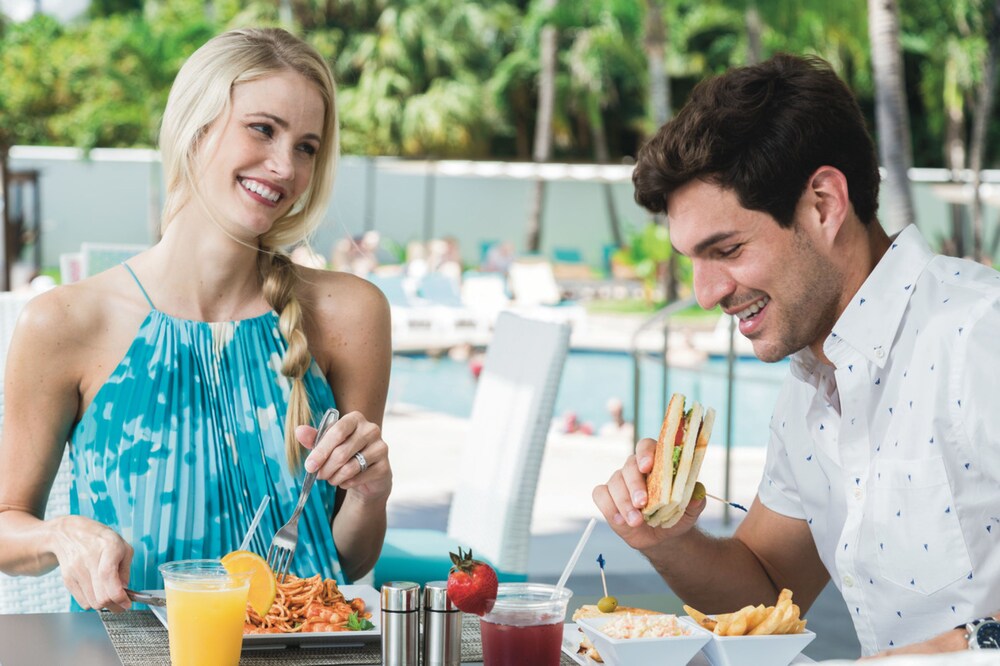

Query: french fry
749 598 791 636
772 603 797 635
745 604 768 632
683 604 710 626
726 608 750 636
684 590 806 637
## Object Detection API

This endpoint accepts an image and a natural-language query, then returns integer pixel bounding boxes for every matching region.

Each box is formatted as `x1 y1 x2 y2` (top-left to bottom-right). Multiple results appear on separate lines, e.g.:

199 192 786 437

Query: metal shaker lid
381 581 420 611
422 580 457 612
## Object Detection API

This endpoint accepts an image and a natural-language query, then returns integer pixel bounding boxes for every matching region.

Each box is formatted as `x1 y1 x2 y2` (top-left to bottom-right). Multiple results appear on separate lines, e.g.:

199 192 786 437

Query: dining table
0 594 817 666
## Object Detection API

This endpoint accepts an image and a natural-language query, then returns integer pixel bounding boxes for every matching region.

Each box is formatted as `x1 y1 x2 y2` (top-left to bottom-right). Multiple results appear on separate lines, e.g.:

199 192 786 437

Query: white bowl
576 614 712 666
700 629 816 666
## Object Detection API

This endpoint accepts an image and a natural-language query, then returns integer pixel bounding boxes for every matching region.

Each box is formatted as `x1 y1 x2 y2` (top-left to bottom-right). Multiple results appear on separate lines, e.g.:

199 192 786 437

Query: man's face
667 179 843 362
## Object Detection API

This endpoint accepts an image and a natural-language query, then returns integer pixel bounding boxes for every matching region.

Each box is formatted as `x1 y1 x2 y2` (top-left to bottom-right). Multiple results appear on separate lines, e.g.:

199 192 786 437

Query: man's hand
592 436 705 552
860 628 966 659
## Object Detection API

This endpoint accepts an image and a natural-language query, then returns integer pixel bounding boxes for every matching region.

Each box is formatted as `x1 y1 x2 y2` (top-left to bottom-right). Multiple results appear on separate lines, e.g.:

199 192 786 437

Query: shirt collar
824 224 933 369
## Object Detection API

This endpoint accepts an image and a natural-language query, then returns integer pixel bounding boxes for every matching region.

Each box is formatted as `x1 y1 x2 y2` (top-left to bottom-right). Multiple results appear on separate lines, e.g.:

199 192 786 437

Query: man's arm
862 611 1000 658
593 440 829 614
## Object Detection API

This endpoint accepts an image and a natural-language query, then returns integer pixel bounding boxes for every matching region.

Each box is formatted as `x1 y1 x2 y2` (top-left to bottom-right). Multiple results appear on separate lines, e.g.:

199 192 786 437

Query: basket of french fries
683 589 816 666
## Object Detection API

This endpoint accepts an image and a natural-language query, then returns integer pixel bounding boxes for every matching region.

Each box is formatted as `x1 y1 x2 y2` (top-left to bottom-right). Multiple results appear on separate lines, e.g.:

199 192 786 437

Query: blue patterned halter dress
68 264 344 606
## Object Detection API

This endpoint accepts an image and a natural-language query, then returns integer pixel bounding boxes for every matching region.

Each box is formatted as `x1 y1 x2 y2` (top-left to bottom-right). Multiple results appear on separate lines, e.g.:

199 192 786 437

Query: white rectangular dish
149 583 380 649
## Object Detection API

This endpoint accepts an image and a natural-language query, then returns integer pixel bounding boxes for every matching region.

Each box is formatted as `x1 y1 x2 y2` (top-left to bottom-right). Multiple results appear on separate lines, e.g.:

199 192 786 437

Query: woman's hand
297 410 392 502
592 436 705 552
49 515 134 612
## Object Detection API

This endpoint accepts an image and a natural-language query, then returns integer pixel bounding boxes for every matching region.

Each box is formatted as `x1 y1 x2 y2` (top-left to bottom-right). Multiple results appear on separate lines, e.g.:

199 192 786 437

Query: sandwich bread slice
642 393 715 529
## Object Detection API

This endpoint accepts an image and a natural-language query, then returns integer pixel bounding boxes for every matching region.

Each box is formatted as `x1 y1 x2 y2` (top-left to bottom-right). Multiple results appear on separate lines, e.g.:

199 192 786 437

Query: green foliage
612 221 692 292
0 15 63 147
0 0 996 168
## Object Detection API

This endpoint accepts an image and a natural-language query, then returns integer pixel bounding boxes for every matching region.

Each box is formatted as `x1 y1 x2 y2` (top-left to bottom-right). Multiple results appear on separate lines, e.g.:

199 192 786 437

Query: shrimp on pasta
243 573 373 634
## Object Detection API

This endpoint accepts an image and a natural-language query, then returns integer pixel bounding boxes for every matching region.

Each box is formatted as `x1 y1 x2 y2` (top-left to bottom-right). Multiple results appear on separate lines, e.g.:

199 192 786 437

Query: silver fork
267 407 339 581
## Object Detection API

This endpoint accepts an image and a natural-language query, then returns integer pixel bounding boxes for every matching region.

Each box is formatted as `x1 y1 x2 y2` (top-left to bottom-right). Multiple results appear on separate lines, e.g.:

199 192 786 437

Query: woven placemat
101 610 577 665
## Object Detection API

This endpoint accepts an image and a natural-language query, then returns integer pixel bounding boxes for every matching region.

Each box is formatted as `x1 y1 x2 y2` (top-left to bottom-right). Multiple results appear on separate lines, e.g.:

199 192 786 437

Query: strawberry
446 547 499 616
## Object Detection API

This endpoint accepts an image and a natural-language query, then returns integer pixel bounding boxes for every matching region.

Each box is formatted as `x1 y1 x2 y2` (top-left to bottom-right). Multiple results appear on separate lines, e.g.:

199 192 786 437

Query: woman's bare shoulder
295 268 391 361
297 268 390 325
17 272 146 345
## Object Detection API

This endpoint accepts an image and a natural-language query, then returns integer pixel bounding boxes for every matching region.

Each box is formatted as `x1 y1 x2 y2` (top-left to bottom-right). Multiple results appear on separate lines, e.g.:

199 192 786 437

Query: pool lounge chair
0 292 73 614
372 311 572 587
368 272 493 351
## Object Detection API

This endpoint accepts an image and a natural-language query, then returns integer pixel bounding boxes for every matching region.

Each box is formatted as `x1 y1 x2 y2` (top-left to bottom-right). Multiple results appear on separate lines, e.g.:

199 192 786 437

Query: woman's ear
806 166 851 245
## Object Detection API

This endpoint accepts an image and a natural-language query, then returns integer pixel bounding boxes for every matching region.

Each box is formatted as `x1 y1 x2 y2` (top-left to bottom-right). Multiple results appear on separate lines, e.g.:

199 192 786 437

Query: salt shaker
381 581 420 666
422 581 462 666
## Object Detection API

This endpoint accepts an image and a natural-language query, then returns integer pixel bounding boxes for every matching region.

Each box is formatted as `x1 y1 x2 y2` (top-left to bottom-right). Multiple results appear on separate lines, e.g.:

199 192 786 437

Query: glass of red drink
479 583 573 666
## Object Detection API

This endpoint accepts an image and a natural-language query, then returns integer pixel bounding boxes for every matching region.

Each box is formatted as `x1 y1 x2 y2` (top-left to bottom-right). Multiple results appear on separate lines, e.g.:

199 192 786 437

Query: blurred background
2 2 999 659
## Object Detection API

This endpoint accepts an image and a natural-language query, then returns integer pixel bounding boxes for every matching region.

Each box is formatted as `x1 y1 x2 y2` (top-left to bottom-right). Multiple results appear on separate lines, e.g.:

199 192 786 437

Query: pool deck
382 404 862 661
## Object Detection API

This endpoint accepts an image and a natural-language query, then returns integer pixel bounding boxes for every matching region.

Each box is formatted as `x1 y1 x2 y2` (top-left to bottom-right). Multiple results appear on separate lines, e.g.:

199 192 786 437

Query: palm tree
335 0 518 157
868 0 916 231
643 0 671 127
526 0 558 253
563 0 645 250
969 0 1000 262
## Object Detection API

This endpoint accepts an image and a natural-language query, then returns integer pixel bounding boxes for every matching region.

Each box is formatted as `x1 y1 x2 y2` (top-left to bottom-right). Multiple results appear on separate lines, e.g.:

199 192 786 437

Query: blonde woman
0 27 392 612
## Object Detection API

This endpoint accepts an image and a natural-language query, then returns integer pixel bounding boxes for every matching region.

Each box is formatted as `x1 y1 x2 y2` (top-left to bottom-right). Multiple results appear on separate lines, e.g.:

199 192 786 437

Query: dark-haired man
594 54 1000 657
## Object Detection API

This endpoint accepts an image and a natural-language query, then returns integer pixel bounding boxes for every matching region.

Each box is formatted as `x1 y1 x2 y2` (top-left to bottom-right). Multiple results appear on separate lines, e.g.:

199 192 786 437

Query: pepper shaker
422 581 462 666
381 581 420 666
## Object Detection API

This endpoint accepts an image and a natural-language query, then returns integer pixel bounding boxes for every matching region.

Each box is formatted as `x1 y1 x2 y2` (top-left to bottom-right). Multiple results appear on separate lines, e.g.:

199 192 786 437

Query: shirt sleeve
757 403 807 520
955 294 1000 483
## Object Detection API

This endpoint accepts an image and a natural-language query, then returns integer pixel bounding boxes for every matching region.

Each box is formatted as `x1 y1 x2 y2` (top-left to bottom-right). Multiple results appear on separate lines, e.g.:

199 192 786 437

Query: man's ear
803 166 851 245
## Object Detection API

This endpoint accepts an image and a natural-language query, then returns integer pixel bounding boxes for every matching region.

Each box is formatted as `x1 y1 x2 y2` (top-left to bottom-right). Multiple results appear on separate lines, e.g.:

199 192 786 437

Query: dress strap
121 262 156 310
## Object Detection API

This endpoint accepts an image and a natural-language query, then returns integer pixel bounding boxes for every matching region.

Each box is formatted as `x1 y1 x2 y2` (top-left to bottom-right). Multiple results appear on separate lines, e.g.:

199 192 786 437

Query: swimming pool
388 351 790 447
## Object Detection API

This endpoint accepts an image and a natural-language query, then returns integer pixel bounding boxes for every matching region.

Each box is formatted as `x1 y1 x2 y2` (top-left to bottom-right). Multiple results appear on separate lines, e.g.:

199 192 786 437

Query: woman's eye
250 123 273 137
297 143 317 156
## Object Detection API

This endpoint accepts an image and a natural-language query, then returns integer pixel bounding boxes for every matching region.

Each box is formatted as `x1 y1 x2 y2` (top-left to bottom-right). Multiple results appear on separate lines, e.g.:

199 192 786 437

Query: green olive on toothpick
595 553 618 612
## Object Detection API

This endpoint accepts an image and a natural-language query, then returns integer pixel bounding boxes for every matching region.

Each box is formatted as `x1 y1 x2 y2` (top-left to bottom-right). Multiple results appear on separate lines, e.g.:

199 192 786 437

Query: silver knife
125 588 167 607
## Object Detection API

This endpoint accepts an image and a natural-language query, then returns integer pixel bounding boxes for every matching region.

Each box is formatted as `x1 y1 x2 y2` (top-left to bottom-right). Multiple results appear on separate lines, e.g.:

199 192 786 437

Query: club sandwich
642 393 715 528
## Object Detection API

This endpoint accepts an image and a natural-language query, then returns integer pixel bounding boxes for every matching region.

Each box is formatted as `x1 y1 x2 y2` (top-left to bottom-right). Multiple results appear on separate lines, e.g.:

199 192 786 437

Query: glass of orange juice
159 559 252 666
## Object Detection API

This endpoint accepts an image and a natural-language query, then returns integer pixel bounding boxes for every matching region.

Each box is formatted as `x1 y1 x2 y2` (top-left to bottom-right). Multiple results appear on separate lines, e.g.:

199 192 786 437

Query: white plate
562 623 588 664
149 584 380 649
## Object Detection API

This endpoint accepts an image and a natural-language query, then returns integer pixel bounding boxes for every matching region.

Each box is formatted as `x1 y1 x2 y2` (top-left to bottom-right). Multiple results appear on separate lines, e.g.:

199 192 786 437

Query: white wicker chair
0 291 74 614
373 311 572 586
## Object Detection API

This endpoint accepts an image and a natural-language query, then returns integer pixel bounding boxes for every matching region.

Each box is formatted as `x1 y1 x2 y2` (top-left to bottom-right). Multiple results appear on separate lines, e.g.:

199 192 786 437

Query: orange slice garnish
221 550 277 616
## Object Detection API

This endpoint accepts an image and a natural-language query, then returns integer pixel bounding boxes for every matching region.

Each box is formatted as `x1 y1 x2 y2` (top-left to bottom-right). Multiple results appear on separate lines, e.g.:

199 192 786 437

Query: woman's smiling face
197 69 325 239
667 178 843 363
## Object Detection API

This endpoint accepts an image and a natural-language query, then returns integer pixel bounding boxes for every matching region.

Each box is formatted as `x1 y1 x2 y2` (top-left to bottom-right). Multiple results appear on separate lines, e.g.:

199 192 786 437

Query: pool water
389 351 790 447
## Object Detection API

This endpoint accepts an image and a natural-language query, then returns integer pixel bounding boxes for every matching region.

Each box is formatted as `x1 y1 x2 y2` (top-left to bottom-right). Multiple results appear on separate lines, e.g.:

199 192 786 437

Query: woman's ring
354 451 368 474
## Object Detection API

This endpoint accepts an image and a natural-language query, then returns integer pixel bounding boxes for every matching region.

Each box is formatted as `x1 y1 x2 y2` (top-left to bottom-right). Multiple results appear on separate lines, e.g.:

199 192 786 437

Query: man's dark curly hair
633 54 880 227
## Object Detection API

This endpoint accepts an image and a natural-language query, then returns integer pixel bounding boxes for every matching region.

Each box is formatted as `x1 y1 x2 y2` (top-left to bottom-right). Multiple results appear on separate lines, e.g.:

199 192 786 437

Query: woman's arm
0 288 134 611
300 272 392 582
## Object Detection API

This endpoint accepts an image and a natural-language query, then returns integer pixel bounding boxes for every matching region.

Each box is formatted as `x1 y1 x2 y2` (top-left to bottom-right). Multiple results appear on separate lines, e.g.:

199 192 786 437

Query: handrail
629 296 698 450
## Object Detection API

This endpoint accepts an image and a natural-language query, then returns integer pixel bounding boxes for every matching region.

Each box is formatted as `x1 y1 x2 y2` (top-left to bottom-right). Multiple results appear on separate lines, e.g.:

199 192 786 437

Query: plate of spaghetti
150 574 380 648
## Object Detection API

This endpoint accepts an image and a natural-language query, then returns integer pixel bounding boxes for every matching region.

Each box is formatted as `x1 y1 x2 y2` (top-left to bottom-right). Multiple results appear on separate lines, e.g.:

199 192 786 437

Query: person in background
482 241 515 276
599 397 633 439
290 243 328 269
0 27 393 612
594 54 1000 657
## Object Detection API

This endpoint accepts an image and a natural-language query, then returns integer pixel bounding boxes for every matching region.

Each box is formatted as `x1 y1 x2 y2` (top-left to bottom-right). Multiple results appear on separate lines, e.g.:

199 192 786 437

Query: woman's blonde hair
159 27 339 470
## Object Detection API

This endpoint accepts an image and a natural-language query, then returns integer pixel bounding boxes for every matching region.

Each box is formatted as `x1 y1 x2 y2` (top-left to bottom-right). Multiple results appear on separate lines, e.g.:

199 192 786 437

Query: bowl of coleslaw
576 613 712 666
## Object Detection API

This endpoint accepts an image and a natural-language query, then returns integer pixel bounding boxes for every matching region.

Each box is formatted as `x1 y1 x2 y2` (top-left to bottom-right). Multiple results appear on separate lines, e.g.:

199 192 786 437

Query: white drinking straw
552 518 597 598
239 495 271 552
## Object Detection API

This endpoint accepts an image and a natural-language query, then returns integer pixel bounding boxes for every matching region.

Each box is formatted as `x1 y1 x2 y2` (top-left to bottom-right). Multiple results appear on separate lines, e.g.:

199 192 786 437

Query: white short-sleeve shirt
758 225 1000 655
